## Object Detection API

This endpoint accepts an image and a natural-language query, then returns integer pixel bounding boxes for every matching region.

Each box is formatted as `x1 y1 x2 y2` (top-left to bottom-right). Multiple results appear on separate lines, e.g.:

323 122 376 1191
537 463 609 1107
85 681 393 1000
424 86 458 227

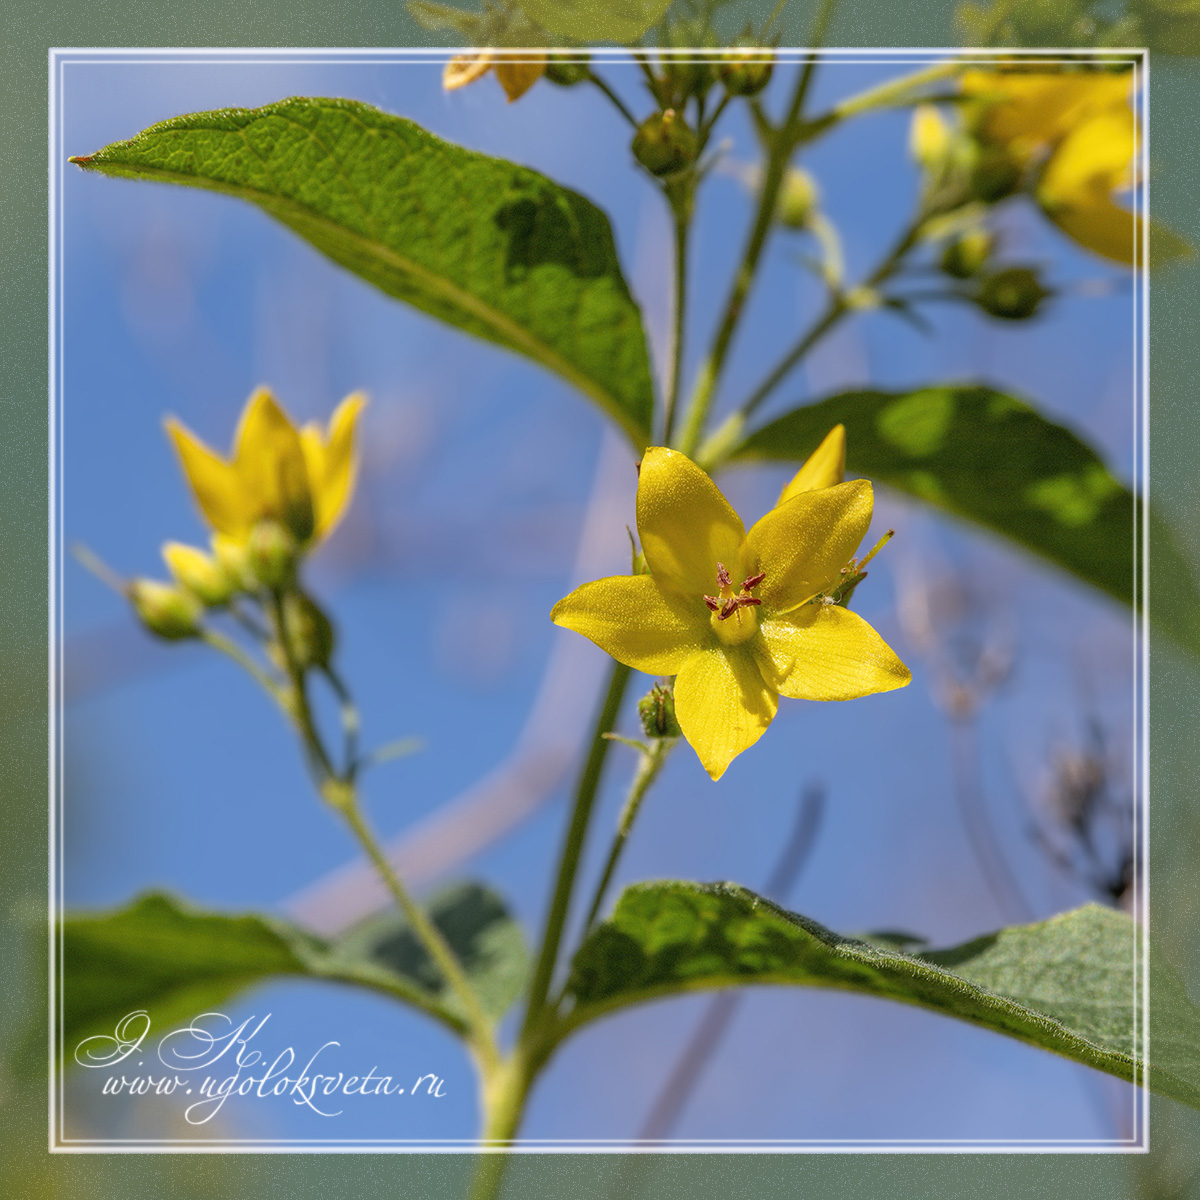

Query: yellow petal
551 574 711 675
1045 197 1138 265
910 104 951 168
673 646 778 781
744 480 873 614
444 52 494 92
494 55 545 102
1039 111 1134 206
754 605 911 701
778 424 846 505
164 417 253 538
636 447 745 597
964 71 1131 155
302 392 366 538
233 388 315 543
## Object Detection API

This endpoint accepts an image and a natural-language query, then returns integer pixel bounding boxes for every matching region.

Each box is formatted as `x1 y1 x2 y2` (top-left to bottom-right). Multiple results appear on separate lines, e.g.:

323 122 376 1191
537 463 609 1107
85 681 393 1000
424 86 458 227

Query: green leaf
331 882 528 1020
71 97 654 447
63 885 527 1059
564 882 1200 1109
517 0 671 42
733 385 1200 655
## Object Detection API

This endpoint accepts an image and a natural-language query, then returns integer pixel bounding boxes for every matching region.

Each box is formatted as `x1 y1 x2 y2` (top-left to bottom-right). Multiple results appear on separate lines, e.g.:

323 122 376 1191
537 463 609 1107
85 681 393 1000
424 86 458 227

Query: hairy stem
336 798 501 1071
580 737 674 935
519 661 632 1041
675 8 836 456
661 195 692 445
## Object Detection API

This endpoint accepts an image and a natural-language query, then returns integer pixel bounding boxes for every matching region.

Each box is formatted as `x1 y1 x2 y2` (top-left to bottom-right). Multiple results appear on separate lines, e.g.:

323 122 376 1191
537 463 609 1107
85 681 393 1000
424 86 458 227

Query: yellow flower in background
962 69 1143 264
443 51 546 102
551 431 910 781
166 388 366 549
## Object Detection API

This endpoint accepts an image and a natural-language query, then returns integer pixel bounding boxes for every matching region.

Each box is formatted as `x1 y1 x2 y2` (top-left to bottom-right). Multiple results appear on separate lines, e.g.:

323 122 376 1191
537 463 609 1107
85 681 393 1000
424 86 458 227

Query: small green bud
638 683 682 740
544 53 589 87
776 167 819 230
246 519 298 590
632 109 698 177
280 590 335 669
162 541 236 607
974 267 1048 321
940 228 994 279
128 579 203 641
719 45 773 96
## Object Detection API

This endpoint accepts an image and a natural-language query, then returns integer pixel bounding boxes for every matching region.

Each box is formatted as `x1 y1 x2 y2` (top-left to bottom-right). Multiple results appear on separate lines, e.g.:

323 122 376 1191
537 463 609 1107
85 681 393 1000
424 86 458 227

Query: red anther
703 595 722 612
719 597 738 620
716 562 732 588
739 595 762 608
742 571 766 590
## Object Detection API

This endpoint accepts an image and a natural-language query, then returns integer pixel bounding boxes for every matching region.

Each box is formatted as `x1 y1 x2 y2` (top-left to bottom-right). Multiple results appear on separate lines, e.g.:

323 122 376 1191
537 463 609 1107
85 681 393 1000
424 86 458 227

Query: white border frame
48 46 1151 1154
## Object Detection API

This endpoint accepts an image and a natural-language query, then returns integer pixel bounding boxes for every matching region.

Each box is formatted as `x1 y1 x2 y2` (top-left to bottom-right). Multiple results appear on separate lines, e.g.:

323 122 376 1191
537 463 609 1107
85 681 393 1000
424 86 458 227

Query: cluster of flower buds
121 388 359 685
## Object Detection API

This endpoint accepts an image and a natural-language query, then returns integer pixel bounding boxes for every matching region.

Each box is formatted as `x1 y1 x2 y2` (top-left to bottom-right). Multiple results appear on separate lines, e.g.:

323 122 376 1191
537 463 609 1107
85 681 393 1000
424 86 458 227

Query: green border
8 0 1200 1194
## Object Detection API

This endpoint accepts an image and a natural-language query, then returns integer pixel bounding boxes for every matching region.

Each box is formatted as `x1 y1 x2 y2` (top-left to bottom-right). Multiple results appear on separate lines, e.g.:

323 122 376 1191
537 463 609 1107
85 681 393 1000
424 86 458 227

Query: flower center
704 563 765 646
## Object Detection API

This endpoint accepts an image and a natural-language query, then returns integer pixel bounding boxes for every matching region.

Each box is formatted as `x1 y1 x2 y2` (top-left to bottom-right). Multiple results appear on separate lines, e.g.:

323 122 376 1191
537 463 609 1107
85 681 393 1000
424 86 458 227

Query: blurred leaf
71 98 654 447
331 882 528 1019
564 882 1200 1108
63 885 527 1058
1133 0 1200 55
518 0 671 42
408 0 486 36
733 385 1200 656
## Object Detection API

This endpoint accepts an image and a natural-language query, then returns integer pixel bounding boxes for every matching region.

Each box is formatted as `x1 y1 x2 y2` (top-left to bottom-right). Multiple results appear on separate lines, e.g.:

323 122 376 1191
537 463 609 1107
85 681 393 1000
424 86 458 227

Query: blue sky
58 53 1139 1145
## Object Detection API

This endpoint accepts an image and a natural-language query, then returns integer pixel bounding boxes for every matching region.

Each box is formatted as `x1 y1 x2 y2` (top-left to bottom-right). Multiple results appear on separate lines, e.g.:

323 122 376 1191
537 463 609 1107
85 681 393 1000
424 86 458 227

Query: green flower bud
974 267 1048 321
211 533 254 592
281 591 335 670
162 541 236 607
776 167 819 230
632 109 698 178
128 579 203 641
940 228 994 280
638 683 682 740
719 45 773 96
544 53 589 87
246 519 298 590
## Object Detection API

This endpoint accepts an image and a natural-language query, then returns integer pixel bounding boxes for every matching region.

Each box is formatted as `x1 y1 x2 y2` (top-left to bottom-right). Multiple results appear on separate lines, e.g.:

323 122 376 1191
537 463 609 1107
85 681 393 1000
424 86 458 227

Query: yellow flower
165 387 366 549
962 69 1140 264
551 430 910 781
443 51 546 102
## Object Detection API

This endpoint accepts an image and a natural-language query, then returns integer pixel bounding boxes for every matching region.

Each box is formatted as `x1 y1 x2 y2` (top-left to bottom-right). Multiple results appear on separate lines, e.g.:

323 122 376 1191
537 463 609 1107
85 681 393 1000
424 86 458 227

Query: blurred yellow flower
166 387 366 549
551 433 909 781
443 51 546 102
962 69 1141 264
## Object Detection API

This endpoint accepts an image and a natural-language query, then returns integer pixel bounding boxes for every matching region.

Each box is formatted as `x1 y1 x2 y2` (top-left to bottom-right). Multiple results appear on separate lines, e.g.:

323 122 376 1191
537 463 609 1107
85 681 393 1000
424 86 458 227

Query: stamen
716 562 732 589
703 595 722 612
717 594 762 620
742 570 766 590
857 529 895 571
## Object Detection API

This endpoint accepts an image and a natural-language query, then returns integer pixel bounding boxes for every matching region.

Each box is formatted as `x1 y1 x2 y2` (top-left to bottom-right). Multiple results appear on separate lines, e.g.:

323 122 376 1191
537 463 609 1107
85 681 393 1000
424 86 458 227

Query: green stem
661 194 692 445
199 628 282 700
675 5 836 456
467 1049 538 1200
519 661 632 1042
580 737 674 935
266 591 498 1069
826 60 961 121
697 220 923 469
336 798 500 1073
588 70 639 128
